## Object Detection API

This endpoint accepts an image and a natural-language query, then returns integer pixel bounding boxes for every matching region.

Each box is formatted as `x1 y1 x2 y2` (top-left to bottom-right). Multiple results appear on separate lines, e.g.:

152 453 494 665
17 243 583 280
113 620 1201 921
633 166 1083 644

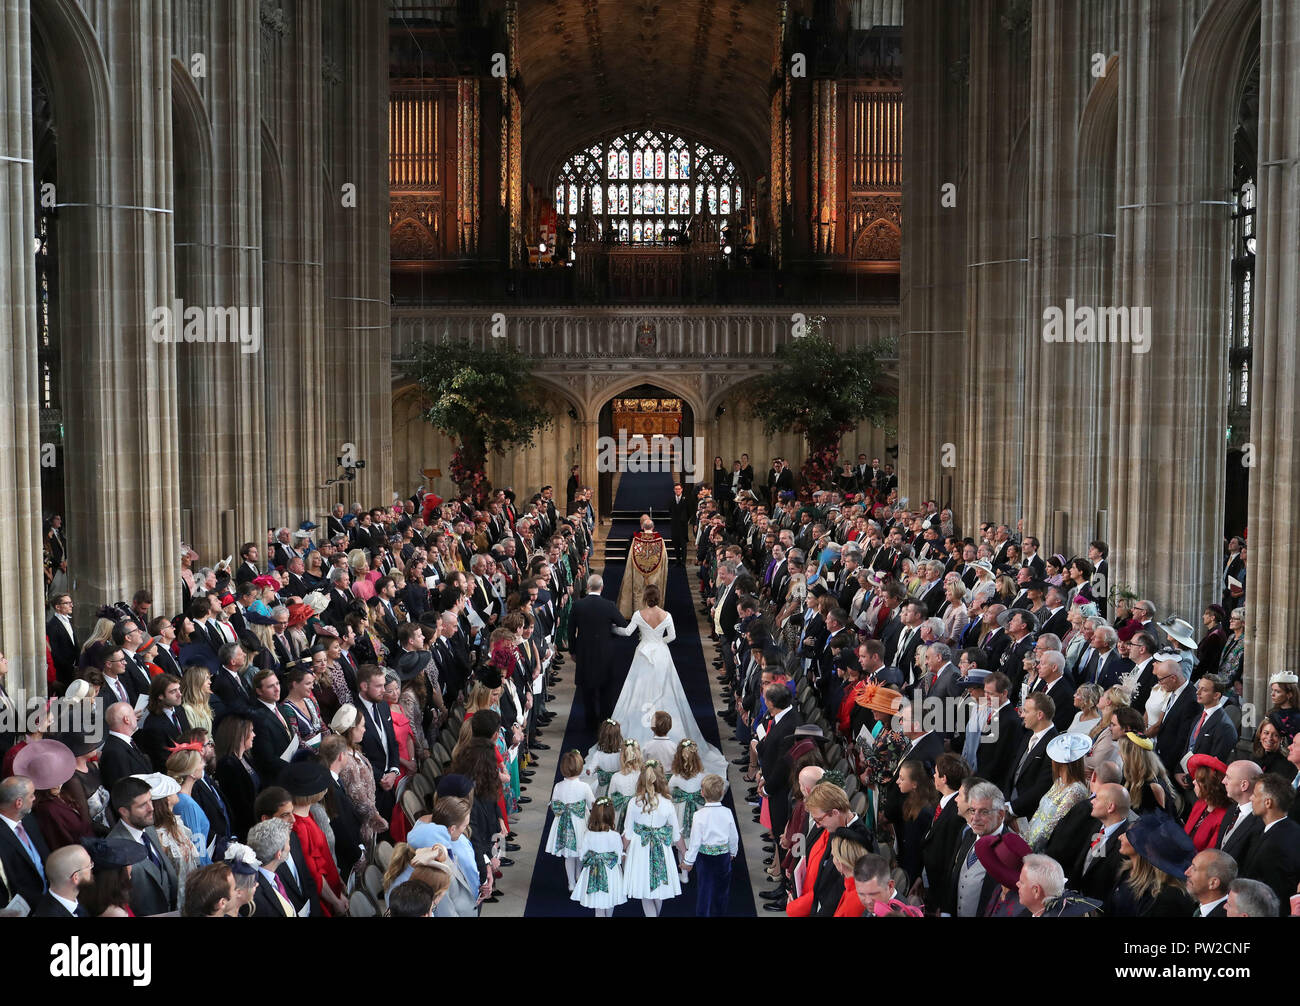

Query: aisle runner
522 473 756 916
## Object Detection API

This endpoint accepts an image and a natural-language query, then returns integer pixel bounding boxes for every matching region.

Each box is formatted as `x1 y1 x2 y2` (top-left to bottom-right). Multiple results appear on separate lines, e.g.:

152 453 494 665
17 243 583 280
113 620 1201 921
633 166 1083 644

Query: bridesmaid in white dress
607 740 643 831
594 583 729 780
545 750 597 892
668 739 705 882
622 765 682 916
582 720 624 797
571 798 627 917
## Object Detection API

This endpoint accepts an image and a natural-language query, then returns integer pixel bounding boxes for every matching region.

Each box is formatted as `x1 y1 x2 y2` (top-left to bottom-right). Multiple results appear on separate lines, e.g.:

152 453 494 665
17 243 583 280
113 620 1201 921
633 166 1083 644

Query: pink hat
13 739 77 791
974 832 1032 889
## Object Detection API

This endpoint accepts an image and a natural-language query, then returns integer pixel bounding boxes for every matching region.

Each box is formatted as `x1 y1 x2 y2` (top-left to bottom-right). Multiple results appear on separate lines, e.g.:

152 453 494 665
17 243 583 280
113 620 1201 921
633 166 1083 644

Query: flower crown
679 739 695 749
645 759 660 768
594 797 612 806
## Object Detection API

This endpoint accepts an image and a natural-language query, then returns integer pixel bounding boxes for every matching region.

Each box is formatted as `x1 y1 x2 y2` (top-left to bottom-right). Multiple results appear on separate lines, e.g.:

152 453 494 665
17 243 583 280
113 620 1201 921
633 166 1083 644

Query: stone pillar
899 0 967 508
262 0 327 527
0 0 49 693
1022 0 1121 555
961 0 1030 527
581 419 599 520
324 0 391 507
1107 0 1229 621
1244 0 1300 707
60 0 182 625
176 0 267 565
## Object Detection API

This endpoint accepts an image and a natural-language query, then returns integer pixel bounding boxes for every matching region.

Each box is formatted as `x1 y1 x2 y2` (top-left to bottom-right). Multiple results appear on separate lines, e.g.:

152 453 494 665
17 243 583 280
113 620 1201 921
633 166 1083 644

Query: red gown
292 812 343 917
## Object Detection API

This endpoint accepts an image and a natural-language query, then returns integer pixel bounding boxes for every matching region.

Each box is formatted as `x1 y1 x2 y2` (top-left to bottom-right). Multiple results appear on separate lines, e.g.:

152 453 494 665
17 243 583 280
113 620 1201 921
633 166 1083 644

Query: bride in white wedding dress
595 585 730 780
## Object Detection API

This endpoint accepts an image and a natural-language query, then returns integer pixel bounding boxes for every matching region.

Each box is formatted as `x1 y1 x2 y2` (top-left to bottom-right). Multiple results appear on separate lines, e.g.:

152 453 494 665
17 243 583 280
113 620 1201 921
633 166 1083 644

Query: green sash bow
550 799 588 852
633 822 675 891
671 787 706 838
595 767 615 790
581 850 620 895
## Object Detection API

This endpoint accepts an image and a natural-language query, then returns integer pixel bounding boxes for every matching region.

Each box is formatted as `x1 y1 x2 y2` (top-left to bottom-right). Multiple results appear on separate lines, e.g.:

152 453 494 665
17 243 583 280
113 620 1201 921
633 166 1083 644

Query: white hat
1160 617 1197 649
1046 733 1092 764
303 591 330 615
1269 670 1299 685
330 703 359 734
131 772 181 800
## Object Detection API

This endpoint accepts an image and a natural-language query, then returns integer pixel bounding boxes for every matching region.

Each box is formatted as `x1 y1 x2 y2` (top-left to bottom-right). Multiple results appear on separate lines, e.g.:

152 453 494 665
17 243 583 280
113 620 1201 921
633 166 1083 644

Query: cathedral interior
1 0 1289 711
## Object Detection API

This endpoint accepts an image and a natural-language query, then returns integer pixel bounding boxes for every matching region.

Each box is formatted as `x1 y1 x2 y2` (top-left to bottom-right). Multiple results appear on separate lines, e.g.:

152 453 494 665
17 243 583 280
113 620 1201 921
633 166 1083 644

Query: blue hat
299 520 319 531
1126 813 1195 878
82 838 147 869
958 669 991 689
341 514 357 526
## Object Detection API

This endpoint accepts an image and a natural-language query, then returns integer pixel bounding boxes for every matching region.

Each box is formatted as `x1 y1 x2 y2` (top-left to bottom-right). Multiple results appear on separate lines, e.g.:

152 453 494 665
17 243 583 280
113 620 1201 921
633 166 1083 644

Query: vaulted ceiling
517 0 784 186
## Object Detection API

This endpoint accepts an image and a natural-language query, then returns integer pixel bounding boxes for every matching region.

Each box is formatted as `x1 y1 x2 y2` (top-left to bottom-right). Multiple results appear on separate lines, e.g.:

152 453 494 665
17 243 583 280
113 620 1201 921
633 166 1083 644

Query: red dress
836 681 867 735
1184 801 1228 852
292 812 343 917
388 704 418 842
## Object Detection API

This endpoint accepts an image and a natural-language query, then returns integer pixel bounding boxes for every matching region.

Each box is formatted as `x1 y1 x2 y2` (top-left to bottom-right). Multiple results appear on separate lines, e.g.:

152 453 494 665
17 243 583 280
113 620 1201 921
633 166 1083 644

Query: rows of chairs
791 671 868 819
346 699 468 916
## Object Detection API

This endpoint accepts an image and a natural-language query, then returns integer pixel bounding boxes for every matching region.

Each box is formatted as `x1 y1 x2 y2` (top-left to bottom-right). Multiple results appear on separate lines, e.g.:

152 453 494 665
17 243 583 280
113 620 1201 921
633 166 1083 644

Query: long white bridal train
593 609 730 779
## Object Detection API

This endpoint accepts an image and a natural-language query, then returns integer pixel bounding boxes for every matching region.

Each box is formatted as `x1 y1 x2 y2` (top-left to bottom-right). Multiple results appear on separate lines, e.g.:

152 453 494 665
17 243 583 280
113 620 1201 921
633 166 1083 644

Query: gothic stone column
0 0 50 694
1244 0 1300 709
900 0 967 509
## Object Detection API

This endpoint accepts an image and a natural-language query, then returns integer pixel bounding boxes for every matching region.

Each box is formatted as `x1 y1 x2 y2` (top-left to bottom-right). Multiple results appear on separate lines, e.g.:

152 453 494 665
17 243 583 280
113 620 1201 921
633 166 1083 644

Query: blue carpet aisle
522 471 757 916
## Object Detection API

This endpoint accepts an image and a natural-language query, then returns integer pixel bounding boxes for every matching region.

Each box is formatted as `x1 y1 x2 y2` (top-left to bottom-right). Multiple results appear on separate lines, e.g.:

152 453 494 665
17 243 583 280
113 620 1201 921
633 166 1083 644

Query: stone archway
595 384 696 519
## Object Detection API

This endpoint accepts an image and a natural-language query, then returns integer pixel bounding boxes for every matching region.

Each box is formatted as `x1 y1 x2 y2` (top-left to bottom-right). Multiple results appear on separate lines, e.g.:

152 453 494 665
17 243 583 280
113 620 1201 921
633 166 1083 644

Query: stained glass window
555 128 742 244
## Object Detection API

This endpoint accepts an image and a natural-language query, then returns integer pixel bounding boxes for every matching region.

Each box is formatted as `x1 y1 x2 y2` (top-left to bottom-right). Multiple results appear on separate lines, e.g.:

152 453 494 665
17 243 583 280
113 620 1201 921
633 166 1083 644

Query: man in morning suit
99 703 154 791
354 665 402 818
1069 782 1131 901
249 669 296 785
107 776 178 915
137 674 192 771
568 574 631 727
667 482 693 567
1186 849 1236 917
46 593 78 688
30 844 94 916
322 734 365 880
1215 759 1264 864
975 672 1023 793
247 817 298 918
921 755 969 913
946 781 1007 917
0 776 49 906
756 683 802 856
1006 692 1058 820
1240 773 1300 915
